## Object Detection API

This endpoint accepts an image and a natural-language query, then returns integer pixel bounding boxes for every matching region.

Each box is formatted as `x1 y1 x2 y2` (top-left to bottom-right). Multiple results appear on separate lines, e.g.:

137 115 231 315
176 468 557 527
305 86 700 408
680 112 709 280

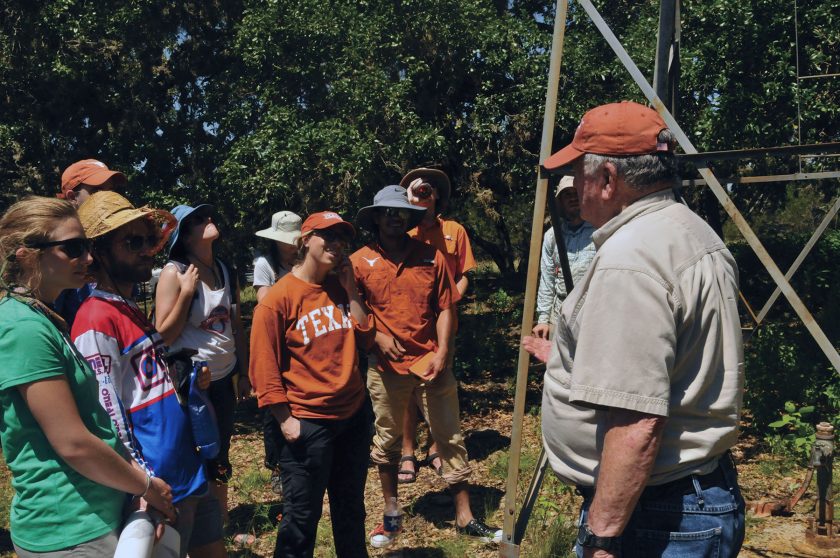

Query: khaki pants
367 360 471 486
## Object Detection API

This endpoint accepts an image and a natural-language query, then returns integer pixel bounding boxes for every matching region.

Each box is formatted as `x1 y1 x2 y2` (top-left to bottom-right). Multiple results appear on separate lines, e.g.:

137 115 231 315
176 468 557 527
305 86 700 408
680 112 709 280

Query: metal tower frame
499 1 840 555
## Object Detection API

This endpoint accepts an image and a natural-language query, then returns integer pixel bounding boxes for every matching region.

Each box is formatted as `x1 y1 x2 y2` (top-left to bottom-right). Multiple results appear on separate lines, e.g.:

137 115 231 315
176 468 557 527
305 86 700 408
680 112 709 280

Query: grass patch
314 521 337 558
437 535 471 557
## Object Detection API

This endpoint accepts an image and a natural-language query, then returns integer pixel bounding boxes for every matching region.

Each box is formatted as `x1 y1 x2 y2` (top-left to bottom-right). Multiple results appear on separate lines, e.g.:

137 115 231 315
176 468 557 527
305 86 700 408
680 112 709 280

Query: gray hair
582 129 679 191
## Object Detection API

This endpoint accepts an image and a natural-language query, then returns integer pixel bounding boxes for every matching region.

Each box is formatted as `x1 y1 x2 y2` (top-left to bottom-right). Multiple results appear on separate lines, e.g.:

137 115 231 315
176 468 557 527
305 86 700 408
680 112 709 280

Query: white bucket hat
255 211 302 245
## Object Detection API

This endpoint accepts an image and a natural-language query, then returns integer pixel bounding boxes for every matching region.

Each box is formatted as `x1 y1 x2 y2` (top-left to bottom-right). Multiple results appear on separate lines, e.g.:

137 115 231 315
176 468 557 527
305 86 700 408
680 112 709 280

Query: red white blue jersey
71 289 206 502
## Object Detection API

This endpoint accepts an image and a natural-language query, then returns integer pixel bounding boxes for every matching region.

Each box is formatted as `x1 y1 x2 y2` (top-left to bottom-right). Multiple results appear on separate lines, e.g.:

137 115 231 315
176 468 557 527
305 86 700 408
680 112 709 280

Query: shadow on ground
410 485 504 528
0 528 10 553
233 399 266 436
392 548 448 557
229 501 283 537
465 429 509 461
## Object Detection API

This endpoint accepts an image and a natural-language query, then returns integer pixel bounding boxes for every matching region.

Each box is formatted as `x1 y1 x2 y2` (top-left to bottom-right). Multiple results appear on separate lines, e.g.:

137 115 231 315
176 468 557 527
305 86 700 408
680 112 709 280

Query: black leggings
206 373 235 483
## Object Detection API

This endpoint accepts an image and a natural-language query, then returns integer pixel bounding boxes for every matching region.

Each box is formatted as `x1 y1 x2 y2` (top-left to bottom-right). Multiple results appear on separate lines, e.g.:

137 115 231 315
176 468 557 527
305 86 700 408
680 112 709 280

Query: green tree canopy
1 0 837 273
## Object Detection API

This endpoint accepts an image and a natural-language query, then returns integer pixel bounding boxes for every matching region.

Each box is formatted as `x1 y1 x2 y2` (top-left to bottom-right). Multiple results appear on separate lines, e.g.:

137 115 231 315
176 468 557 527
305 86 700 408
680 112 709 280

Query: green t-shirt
0 297 124 552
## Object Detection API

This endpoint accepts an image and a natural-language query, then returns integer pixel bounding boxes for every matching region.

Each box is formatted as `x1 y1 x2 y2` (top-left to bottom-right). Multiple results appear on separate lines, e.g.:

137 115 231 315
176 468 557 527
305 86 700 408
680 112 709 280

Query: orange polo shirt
248 273 375 420
351 238 460 376
409 217 476 281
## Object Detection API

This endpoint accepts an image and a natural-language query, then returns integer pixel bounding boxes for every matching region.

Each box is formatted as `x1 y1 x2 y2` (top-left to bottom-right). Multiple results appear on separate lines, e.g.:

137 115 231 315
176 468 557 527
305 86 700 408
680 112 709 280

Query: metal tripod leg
513 449 550 544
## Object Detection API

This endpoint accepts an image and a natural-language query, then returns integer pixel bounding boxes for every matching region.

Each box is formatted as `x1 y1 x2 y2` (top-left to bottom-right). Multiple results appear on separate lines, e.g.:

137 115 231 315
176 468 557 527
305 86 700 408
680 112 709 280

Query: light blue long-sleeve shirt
536 221 596 324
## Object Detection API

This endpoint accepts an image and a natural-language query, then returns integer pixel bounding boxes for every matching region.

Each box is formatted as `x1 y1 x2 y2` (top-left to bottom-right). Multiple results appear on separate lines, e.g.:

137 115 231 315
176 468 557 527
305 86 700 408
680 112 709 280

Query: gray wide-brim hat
255 210 302 245
399 168 451 212
356 185 427 232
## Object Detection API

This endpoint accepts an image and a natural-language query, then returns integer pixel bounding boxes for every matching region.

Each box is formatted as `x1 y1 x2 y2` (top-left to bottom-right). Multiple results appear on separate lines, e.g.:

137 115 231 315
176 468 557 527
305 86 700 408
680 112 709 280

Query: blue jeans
576 455 745 558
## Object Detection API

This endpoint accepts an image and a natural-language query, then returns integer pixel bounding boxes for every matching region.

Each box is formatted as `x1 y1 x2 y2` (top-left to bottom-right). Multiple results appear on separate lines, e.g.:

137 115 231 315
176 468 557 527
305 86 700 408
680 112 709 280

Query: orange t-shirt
409 217 476 281
351 238 459 376
248 273 375 420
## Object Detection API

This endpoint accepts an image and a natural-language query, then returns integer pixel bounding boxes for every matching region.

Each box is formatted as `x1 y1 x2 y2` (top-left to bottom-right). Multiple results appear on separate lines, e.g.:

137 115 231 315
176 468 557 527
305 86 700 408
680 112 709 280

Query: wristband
139 471 152 499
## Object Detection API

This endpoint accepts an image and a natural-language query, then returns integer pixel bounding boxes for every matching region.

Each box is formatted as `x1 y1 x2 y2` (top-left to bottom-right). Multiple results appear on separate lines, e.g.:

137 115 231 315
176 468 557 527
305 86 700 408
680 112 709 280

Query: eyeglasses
27 237 91 259
381 208 411 220
312 229 349 244
122 234 160 253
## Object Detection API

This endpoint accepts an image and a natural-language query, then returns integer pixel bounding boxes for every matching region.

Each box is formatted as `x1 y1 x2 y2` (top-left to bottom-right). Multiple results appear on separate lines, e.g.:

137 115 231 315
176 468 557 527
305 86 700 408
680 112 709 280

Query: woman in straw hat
154 203 250 535
0 196 174 557
249 211 374 558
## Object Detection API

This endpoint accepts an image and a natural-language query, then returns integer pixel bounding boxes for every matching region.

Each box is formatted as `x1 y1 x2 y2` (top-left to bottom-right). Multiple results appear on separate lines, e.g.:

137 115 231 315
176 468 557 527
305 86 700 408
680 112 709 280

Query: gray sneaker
270 470 283 496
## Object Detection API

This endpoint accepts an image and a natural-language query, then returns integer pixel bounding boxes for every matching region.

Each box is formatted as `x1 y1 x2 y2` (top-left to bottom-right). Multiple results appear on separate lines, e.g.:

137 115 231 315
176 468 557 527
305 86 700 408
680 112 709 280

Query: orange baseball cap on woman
301 211 356 239
544 101 671 170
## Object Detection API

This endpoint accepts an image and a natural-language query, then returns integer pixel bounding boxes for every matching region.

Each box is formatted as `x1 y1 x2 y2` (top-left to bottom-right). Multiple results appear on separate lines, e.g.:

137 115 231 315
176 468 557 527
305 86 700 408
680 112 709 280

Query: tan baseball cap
555 176 575 196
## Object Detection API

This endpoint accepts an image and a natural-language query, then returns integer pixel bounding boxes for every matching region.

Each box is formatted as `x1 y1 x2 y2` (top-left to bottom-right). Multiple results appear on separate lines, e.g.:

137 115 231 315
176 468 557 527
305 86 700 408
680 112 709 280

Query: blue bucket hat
356 186 427 232
167 203 215 258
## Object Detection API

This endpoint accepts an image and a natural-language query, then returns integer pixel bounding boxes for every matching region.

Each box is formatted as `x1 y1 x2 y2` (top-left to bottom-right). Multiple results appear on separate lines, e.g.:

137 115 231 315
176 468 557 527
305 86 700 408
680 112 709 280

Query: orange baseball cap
59 159 127 198
544 101 671 170
301 211 356 238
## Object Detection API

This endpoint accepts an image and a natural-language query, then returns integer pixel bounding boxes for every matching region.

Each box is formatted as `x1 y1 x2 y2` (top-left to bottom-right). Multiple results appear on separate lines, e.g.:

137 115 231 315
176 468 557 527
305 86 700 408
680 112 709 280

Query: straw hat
78 191 176 255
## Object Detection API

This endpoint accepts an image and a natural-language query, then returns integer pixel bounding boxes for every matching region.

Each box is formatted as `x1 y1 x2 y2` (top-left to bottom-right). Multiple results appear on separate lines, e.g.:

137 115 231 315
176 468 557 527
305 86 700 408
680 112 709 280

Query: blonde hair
0 196 78 294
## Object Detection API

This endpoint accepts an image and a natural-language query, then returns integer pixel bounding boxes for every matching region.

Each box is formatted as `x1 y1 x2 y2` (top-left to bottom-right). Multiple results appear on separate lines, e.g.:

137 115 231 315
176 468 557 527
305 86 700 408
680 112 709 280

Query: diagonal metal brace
576 0 840 374
753 195 840 327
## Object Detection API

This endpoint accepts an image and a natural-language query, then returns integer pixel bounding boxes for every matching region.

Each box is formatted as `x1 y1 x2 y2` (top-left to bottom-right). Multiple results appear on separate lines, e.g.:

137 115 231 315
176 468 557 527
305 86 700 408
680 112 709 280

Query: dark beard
101 255 153 285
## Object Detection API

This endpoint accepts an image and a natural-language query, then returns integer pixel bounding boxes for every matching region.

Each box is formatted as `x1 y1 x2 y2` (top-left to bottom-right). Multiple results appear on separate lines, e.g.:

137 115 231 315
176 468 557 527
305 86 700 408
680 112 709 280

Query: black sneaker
456 519 502 544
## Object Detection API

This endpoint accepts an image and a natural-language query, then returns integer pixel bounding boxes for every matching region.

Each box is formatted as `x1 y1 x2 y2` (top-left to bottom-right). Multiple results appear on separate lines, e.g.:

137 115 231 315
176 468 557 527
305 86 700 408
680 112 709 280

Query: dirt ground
219 376 839 558
0 402 836 557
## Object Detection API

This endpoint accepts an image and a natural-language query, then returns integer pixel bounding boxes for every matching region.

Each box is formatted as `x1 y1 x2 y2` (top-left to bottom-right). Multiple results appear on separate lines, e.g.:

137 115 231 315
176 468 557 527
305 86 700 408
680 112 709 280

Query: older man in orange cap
526 101 745 558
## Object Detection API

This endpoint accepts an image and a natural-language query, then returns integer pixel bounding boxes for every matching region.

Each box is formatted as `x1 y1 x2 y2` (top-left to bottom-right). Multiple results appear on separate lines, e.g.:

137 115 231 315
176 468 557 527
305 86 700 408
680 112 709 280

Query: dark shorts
174 489 224 556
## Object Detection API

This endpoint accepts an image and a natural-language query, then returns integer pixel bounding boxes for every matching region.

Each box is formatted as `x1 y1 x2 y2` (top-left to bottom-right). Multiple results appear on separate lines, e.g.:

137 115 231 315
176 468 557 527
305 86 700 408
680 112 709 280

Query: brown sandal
425 452 443 476
397 455 419 484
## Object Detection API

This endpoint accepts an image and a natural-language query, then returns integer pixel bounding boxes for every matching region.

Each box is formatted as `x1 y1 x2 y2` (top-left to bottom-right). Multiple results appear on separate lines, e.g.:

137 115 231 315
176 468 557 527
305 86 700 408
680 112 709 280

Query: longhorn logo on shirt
295 303 354 345
201 305 230 334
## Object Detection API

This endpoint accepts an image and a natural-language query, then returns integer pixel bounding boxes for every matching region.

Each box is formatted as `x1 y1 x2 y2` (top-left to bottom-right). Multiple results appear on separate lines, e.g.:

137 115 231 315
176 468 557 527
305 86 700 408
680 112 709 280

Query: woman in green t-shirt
0 197 175 556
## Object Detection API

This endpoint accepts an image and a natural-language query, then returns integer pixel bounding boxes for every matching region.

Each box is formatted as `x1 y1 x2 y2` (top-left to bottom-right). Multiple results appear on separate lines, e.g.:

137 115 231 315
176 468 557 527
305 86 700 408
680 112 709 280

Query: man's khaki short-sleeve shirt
542 190 744 486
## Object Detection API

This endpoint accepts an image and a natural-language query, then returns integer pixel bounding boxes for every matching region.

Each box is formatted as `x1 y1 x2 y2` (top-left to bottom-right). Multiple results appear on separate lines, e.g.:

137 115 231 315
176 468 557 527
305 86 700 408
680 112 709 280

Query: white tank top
165 259 237 381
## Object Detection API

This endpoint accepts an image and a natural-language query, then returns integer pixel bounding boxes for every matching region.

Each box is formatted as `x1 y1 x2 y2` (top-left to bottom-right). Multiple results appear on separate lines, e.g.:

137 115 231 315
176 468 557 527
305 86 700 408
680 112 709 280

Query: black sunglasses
27 237 91 259
380 208 411 220
122 234 160 253
312 229 349 244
